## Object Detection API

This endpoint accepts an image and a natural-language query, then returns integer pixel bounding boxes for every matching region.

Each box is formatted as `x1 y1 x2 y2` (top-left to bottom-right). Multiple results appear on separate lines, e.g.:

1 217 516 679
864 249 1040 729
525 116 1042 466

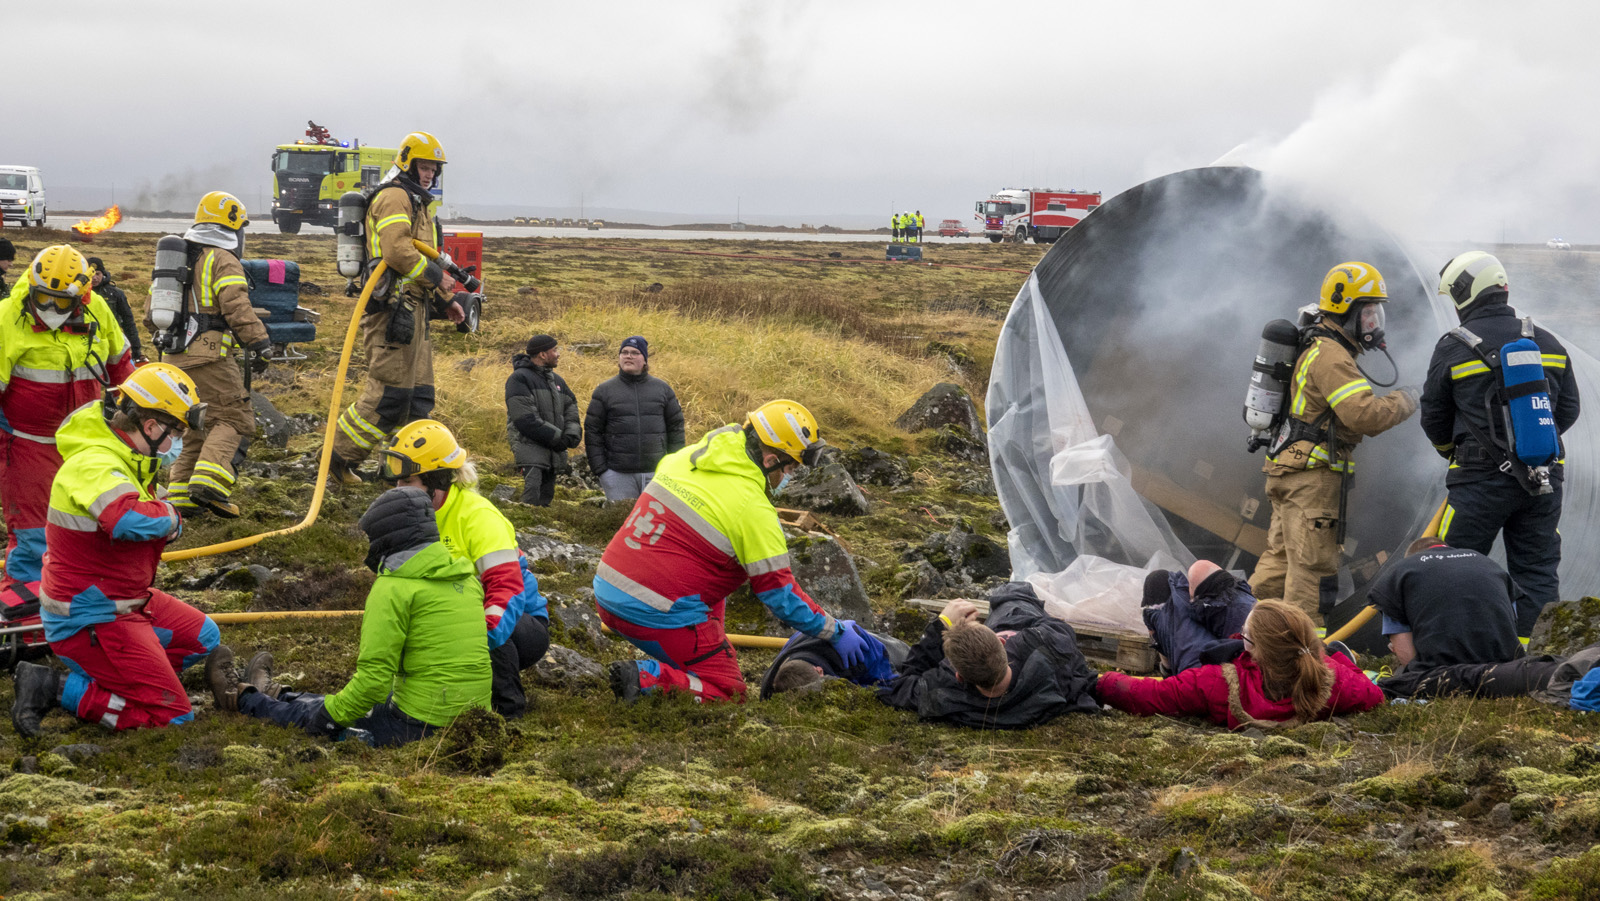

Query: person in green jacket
207 487 491 745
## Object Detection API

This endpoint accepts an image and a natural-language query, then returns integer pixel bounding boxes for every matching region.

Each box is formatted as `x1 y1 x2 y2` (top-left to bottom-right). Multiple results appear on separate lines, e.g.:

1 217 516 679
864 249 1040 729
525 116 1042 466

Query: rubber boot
244 651 284 699
608 660 642 704
328 454 363 488
11 661 62 738
206 645 245 712
189 483 241 519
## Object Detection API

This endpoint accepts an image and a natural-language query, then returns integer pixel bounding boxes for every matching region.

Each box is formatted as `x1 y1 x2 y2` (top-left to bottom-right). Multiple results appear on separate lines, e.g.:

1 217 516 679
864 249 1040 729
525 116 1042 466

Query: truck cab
0 166 47 228
270 139 440 234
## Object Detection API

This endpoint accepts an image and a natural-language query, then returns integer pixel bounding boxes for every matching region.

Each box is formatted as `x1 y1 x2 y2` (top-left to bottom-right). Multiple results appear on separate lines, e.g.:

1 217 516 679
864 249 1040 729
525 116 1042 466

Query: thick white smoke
1246 37 1600 245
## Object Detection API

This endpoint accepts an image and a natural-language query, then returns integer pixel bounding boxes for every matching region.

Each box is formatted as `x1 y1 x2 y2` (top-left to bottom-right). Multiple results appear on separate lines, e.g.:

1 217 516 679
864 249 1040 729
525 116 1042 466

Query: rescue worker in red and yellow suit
157 191 272 519
10 363 221 736
377 419 551 718
595 400 872 701
1250 262 1418 620
329 132 464 484
0 245 135 587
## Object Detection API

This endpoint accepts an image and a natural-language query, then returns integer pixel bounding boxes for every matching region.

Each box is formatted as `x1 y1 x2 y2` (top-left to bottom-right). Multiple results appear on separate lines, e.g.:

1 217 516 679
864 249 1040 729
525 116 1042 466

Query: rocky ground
0 230 1596 898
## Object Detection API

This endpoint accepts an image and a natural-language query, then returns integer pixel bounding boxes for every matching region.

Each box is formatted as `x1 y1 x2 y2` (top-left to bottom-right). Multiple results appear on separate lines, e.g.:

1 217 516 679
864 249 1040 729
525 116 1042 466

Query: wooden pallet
904 598 1158 675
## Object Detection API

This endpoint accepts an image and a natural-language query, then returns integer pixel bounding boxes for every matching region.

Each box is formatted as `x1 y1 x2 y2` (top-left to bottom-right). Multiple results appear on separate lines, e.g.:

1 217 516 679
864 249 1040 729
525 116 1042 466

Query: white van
0 166 46 227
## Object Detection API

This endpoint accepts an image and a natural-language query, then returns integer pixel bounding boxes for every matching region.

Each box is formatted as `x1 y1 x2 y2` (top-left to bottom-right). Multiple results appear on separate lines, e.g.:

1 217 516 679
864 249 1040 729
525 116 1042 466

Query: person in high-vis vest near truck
1249 262 1417 620
151 191 271 519
329 131 464 485
11 363 218 737
0 244 135 587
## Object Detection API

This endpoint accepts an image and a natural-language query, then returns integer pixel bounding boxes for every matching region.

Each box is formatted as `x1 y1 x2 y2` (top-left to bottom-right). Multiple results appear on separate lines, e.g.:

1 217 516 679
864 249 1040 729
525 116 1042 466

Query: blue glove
832 620 868 668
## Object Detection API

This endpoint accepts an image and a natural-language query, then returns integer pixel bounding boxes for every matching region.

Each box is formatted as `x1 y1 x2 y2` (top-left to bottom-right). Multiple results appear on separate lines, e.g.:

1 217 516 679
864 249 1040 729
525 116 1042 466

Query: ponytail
1243 600 1334 727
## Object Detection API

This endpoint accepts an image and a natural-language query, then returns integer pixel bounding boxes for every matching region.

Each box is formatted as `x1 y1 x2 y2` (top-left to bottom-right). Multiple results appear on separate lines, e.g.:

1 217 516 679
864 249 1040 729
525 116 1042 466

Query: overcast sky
16 1 1600 240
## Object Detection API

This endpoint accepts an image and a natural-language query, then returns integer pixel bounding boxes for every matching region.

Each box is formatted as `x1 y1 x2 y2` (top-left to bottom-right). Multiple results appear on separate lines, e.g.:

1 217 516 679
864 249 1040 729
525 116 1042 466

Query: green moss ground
0 229 1597 898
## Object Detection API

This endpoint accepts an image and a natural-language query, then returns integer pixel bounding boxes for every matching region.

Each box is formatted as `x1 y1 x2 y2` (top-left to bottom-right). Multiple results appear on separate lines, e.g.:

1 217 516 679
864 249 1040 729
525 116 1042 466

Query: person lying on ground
1371 536 1561 699
207 487 491 747
1142 560 1256 676
876 582 1099 729
1095 600 1383 729
759 624 910 699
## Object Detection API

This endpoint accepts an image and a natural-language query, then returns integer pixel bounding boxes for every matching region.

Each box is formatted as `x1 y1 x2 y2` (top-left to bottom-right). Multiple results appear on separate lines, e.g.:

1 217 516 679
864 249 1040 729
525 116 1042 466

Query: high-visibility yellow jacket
436 484 547 648
1264 331 1415 476
0 281 135 445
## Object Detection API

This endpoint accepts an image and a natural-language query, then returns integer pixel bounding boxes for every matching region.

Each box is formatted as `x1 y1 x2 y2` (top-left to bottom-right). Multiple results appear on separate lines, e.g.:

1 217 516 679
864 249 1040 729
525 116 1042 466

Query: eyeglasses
1241 633 1254 648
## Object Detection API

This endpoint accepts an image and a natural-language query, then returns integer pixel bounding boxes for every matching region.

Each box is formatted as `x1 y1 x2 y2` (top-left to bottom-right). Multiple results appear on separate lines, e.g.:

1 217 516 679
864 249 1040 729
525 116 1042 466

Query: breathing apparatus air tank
149 234 188 339
1244 318 1303 452
336 191 367 278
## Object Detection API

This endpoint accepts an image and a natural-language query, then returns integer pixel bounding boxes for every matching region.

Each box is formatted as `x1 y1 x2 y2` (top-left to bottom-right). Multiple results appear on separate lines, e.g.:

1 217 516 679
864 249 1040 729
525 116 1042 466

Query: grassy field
0 227 1597 899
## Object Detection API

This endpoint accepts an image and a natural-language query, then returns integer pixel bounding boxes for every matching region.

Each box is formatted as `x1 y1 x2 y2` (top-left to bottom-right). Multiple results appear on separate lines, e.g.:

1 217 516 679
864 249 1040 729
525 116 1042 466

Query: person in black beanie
584 335 686 501
504 334 581 505
0 238 15 292
86 257 146 363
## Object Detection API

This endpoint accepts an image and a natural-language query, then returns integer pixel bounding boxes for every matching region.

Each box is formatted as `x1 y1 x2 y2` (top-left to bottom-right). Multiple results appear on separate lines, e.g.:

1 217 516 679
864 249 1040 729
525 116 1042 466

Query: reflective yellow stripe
213 274 247 290
1307 445 1354 473
193 460 236 487
1451 360 1490 380
374 213 410 233
1542 354 1568 369
1291 345 1321 416
337 405 387 450
198 253 217 308
1432 442 1454 452
1439 504 1455 539
1327 379 1371 408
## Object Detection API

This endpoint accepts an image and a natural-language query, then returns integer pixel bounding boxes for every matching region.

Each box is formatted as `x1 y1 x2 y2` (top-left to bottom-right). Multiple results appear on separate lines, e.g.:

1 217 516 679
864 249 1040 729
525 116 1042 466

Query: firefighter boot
608 660 642 704
206 645 247 713
189 483 241 519
244 651 284 699
11 662 62 738
328 453 364 488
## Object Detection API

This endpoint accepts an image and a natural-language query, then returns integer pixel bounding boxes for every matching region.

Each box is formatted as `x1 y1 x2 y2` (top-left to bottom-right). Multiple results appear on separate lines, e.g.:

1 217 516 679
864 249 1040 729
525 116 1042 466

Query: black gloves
565 430 583 449
246 339 272 374
514 415 566 449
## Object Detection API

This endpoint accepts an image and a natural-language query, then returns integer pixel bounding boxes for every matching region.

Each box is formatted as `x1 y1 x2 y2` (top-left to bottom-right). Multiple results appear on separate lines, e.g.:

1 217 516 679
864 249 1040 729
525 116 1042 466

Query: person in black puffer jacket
87 257 146 363
505 334 581 506
584 335 685 501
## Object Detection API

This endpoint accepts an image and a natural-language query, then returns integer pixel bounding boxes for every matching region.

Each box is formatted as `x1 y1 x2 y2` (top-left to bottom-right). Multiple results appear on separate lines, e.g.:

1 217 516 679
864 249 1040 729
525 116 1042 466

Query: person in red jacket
1094 600 1383 729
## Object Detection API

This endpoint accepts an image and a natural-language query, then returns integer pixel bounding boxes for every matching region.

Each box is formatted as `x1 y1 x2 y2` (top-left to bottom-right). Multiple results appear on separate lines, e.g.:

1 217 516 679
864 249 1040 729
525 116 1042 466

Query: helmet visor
185 403 208 434
1358 302 1385 338
378 449 413 482
31 285 81 311
800 438 827 469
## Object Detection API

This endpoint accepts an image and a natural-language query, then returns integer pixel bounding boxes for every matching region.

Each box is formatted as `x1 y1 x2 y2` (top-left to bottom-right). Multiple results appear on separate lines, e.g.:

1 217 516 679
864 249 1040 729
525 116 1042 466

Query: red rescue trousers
597 606 746 702
52 590 220 730
0 434 61 585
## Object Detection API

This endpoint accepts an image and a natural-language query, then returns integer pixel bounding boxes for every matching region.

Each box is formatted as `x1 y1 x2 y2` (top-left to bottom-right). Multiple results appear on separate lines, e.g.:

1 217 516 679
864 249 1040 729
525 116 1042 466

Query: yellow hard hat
1438 251 1509 311
26 244 92 311
394 132 447 172
1318 261 1387 315
117 362 207 432
746 399 825 467
380 419 466 481
194 191 248 229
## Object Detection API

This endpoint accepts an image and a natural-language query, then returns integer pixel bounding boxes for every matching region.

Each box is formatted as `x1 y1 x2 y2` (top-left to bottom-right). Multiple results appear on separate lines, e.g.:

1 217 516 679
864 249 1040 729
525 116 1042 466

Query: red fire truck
975 187 1100 244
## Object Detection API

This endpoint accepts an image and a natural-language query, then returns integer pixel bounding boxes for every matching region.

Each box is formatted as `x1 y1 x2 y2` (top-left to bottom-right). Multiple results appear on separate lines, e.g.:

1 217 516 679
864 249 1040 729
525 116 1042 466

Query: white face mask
34 305 71 330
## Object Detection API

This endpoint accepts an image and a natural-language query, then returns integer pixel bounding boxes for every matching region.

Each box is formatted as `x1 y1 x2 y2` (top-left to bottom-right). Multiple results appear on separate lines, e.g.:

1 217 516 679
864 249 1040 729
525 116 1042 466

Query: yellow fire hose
1324 498 1449 643
601 623 790 650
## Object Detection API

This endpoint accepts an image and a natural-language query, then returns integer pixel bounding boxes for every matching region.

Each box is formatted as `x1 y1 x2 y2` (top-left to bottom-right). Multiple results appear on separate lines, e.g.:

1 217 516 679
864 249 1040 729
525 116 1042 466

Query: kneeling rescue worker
1422 252 1580 635
0 245 136 587
12 364 219 736
594 399 871 701
378 419 551 718
158 192 272 519
329 132 464 485
1249 262 1418 620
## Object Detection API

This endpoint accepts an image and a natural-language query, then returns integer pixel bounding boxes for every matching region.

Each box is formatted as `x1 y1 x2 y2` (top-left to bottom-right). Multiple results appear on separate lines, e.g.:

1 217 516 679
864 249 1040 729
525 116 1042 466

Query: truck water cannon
304 120 337 146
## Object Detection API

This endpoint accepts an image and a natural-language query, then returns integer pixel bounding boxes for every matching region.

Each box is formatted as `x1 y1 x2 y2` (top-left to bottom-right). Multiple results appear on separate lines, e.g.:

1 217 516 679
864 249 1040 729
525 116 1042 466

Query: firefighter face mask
1354 302 1386 352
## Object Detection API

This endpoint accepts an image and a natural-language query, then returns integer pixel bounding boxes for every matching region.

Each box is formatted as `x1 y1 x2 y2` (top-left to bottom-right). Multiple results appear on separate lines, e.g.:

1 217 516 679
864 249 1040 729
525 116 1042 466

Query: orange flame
71 205 122 236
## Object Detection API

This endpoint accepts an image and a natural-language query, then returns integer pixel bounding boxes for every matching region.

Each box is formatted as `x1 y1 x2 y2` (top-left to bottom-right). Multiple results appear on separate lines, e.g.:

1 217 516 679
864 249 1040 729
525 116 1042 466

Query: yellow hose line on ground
208 610 365 625
160 263 388 562
1325 499 1450 644
601 623 790 650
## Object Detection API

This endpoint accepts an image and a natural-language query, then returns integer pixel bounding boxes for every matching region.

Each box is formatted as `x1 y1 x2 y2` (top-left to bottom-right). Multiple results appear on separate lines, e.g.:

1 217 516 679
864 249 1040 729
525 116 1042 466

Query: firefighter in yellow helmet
595 399 870 702
1249 262 1418 621
149 191 271 519
328 132 465 485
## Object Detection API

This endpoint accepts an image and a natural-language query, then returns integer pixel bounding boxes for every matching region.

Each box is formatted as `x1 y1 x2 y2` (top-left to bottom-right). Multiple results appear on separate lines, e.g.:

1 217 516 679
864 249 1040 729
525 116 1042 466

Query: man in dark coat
0 238 14 293
86 257 145 363
759 625 909 699
1371 536 1560 699
877 582 1099 729
1143 561 1255 676
584 335 685 501
504 334 581 506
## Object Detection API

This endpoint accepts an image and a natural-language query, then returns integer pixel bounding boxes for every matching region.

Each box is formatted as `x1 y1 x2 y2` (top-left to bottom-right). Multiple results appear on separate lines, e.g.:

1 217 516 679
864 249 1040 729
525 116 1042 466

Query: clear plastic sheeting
988 165 1600 645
